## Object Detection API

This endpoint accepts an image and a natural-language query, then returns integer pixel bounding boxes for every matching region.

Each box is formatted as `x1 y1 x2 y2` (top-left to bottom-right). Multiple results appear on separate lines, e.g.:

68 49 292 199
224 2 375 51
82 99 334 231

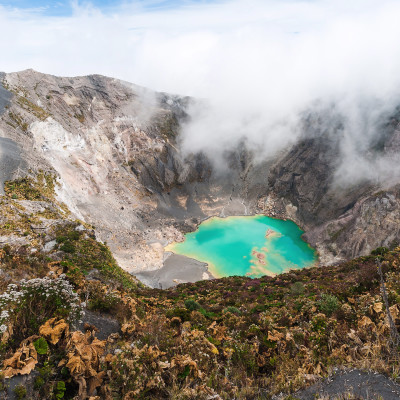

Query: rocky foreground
0 174 399 399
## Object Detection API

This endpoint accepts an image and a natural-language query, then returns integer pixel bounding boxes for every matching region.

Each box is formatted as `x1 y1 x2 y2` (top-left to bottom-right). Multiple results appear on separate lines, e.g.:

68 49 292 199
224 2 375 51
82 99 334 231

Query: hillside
0 175 399 398
0 71 400 399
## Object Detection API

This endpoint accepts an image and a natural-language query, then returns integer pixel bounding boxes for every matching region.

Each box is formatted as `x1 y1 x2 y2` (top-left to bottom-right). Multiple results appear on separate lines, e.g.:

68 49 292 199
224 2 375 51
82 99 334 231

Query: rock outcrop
266 109 400 264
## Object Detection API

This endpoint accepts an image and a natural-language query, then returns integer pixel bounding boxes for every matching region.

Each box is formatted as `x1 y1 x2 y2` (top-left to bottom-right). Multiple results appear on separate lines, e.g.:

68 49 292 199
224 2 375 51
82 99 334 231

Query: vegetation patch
0 275 82 345
55 224 139 291
4 172 56 201
16 96 50 121
8 111 28 131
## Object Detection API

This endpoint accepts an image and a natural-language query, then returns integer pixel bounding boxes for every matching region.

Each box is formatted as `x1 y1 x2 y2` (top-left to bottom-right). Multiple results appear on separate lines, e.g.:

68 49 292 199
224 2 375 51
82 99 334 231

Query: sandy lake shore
134 253 214 289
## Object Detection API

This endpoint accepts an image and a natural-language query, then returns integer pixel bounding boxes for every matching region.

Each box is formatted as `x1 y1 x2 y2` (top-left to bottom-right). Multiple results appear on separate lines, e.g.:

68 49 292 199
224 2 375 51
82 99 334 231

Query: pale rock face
0 70 179 273
30 118 115 198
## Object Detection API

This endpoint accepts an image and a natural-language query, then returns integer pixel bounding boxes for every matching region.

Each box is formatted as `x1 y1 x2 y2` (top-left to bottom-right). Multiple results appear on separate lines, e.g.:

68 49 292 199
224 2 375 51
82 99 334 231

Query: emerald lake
165 215 318 278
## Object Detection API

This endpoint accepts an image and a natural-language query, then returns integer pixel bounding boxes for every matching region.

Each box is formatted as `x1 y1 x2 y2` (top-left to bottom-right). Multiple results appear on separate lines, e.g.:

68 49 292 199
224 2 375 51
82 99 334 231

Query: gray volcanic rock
268 136 340 224
305 186 400 261
0 73 23 194
266 110 400 263
267 110 367 226
294 369 400 400
0 72 12 114
135 253 210 289
0 69 217 276
0 137 25 195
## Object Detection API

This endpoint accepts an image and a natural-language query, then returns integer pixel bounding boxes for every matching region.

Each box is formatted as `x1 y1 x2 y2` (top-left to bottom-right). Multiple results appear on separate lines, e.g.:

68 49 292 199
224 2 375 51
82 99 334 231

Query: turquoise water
165 215 318 278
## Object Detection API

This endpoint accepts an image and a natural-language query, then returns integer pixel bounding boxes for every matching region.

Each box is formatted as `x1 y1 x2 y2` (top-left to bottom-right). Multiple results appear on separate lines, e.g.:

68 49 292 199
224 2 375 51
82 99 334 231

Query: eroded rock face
0 138 25 195
266 110 400 264
0 74 24 195
0 70 193 272
1 69 400 280
304 186 400 263
0 72 12 114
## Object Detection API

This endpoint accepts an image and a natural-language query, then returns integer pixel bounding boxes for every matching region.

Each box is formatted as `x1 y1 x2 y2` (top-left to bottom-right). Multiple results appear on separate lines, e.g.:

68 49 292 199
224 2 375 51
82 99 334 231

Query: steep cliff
266 109 400 263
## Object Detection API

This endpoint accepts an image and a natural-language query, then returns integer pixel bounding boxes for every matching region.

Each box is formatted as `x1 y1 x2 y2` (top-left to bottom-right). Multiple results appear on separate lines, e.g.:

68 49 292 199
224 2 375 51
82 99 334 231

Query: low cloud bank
1 0 400 184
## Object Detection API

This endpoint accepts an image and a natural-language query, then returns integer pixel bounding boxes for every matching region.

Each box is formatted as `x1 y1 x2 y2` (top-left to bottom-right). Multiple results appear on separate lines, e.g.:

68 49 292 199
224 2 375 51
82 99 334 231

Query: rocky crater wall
1 69 400 285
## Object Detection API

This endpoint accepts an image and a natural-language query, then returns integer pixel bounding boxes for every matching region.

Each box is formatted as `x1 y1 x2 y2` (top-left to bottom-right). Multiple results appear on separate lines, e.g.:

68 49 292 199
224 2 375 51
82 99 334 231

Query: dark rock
0 72 12 115
76 309 121 340
2 371 39 400
86 268 102 281
294 369 400 400
0 138 25 195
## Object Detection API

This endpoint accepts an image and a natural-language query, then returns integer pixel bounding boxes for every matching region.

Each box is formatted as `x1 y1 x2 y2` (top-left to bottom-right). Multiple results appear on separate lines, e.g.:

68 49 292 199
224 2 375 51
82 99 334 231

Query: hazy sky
1 0 400 183
2 0 398 95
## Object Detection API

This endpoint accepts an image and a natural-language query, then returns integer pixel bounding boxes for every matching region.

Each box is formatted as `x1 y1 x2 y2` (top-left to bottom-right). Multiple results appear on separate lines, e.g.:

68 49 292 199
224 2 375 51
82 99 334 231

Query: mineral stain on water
165 215 318 278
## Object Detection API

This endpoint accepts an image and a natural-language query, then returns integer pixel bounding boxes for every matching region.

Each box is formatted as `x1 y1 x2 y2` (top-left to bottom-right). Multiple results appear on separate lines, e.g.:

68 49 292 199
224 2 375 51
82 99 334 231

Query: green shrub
34 361 52 390
56 236 67 244
371 247 389 256
33 337 49 355
184 299 201 311
88 291 120 312
311 314 327 332
14 385 27 399
290 282 305 296
166 307 191 322
199 308 217 319
317 294 340 317
231 341 259 374
56 231 80 243
59 230 138 291
34 376 45 390
178 365 191 381
53 381 66 399
59 242 75 254
0 276 82 342
223 306 241 315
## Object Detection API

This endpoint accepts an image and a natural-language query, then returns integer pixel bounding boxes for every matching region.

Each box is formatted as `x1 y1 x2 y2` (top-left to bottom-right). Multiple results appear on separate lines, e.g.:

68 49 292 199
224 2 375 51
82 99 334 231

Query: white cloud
1 0 400 183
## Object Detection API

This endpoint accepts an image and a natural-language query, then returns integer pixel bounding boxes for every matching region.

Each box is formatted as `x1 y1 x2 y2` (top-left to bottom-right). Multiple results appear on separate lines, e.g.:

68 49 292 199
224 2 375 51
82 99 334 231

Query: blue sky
0 1 98 15
0 0 213 15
